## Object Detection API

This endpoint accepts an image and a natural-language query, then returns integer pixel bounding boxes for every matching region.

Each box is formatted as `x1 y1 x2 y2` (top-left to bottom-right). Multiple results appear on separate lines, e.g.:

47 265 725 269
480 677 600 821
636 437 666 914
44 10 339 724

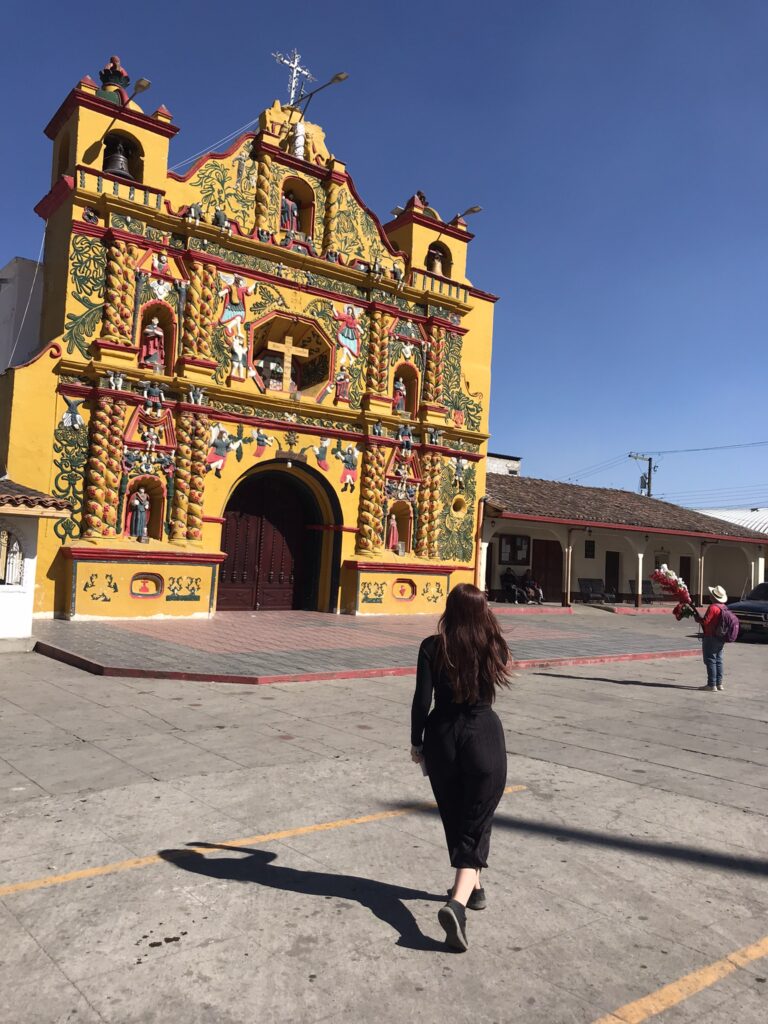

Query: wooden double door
531 539 564 603
217 474 317 611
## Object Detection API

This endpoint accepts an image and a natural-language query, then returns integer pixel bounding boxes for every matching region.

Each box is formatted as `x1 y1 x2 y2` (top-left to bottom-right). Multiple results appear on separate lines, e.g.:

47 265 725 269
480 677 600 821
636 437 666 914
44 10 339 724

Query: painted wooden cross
268 334 309 391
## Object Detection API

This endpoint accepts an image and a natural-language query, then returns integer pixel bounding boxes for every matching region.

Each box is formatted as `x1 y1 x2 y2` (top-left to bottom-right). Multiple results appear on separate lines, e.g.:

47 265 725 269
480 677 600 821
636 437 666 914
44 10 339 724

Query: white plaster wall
0 516 39 639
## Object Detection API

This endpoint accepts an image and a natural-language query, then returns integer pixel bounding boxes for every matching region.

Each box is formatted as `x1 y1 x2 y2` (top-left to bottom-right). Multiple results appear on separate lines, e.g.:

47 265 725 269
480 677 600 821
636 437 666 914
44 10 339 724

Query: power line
644 440 768 456
169 115 262 172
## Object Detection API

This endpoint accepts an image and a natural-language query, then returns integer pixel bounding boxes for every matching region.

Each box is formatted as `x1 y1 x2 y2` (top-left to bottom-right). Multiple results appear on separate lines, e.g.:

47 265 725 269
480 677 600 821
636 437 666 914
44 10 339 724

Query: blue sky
2 1 767 507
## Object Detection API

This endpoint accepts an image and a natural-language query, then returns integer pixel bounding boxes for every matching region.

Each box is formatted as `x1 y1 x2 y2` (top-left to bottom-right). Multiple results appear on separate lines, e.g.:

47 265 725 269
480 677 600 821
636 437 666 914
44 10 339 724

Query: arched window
0 529 23 586
425 241 452 278
103 131 144 182
393 363 420 417
280 177 315 237
55 130 72 181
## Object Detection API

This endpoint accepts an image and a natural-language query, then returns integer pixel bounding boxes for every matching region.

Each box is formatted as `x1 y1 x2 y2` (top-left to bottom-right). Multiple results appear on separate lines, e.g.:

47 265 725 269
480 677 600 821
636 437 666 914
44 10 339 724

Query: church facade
0 57 496 619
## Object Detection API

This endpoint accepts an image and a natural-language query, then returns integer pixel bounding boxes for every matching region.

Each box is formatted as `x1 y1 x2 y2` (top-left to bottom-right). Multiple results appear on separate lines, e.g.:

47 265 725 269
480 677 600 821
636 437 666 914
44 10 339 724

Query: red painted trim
168 131 257 182
344 560 462 575
513 649 699 670
306 524 358 533
61 547 227 564
428 317 468 335
44 89 179 141
203 516 226 524
489 510 766 546
34 176 75 220
467 286 500 303
33 642 699 685
383 209 474 243
14 341 62 369
431 446 482 463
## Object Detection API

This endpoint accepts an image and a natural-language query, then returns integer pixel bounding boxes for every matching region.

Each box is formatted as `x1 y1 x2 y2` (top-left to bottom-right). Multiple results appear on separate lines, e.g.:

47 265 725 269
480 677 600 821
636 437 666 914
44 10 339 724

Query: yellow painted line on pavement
0 784 528 898
592 934 768 1024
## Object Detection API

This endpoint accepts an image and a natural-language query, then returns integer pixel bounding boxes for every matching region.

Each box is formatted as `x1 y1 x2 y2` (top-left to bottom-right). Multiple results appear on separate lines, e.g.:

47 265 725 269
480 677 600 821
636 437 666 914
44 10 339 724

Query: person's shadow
158 843 447 952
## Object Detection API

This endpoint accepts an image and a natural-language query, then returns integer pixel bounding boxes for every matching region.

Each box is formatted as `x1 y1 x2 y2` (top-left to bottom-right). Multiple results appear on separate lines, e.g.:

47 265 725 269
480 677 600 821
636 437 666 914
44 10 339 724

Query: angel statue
205 423 243 478
218 273 255 344
59 397 84 430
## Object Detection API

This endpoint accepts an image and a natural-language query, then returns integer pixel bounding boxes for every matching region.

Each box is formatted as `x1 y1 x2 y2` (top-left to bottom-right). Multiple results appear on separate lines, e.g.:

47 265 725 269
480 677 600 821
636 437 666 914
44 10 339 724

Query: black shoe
438 899 468 951
447 887 486 911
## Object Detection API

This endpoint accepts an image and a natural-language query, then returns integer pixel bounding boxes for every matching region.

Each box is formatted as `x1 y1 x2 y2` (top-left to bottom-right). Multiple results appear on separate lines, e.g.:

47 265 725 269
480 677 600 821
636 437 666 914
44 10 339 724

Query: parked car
729 583 768 637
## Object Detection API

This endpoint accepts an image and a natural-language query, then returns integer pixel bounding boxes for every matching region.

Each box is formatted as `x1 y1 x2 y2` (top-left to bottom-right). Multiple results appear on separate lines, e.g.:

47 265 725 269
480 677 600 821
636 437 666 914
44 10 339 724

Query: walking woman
410 584 511 951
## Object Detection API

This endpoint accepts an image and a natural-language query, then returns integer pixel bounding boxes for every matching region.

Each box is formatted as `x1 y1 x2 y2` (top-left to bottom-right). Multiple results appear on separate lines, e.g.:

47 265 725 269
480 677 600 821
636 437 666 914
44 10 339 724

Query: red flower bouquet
650 564 694 621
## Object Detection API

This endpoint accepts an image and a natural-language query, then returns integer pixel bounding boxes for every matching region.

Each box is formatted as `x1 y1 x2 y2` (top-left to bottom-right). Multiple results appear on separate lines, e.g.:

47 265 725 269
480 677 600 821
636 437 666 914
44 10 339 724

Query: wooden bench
577 578 616 603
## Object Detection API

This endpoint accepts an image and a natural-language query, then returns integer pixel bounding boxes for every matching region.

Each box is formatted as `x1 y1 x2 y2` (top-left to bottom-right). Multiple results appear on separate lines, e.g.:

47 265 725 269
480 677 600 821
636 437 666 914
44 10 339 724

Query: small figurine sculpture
400 340 415 361
129 487 150 541
397 423 414 451
184 203 204 225
152 252 170 275
230 336 255 381
213 208 231 234
426 426 443 446
393 376 407 413
454 457 468 492
372 420 383 437
218 273 255 344
370 257 383 281
334 445 359 493
188 385 205 406
142 380 166 415
60 397 84 430
251 427 275 458
205 425 242 478
387 513 400 552
334 367 351 404
280 191 300 232
332 305 363 366
106 370 124 391
141 425 160 453
139 317 164 371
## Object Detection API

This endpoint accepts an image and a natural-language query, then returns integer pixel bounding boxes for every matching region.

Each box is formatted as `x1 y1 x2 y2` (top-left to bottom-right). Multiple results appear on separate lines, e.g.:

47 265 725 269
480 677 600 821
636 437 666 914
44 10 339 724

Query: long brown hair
435 584 511 704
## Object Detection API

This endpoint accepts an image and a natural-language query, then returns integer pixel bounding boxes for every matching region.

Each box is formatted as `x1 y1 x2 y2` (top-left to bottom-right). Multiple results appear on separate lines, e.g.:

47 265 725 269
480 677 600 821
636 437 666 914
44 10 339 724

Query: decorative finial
272 49 316 106
99 55 130 90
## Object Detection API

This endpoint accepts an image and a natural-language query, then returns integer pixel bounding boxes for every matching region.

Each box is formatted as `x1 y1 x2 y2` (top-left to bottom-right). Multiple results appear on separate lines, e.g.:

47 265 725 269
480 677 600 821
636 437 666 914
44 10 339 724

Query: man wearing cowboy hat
691 585 728 691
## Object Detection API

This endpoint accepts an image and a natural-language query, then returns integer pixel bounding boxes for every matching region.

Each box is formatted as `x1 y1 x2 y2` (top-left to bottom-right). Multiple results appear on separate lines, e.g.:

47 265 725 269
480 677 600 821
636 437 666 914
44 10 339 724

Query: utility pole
629 452 657 496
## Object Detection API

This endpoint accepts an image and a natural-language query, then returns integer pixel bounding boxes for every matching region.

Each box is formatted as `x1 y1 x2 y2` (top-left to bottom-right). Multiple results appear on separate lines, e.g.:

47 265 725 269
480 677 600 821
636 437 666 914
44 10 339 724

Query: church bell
103 138 133 179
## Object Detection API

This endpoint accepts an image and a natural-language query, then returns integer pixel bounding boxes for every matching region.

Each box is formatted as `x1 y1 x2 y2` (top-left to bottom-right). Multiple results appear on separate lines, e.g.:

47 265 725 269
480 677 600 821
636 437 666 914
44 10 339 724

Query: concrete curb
33 640 699 685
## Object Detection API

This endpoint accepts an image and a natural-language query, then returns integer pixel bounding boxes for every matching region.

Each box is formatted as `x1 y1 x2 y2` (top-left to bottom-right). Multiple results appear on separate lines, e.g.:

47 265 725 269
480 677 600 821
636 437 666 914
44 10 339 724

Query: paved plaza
1 625 767 1023
33 605 700 682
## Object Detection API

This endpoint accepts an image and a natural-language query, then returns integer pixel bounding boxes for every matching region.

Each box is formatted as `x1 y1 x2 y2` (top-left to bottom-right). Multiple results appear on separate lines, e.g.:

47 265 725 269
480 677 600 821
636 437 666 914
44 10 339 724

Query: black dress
411 635 507 869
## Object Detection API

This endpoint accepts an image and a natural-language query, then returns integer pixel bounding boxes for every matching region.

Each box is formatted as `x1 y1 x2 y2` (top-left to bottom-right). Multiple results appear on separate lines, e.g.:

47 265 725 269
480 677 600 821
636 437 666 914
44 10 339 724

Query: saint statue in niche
280 191 300 232
334 367 350 403
129 487 150 540
393 376 407 413
387 513 400 552
139 317 164 371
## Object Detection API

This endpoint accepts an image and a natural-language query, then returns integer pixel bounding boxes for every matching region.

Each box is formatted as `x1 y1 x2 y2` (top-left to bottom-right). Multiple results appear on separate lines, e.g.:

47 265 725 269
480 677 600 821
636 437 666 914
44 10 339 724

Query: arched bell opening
103 131 145 182
425 241 453 278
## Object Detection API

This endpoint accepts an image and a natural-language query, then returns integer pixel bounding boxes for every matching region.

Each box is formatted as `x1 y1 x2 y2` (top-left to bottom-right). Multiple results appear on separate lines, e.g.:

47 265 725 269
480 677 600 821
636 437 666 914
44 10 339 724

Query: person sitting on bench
501 568 526 604
521 570 545 604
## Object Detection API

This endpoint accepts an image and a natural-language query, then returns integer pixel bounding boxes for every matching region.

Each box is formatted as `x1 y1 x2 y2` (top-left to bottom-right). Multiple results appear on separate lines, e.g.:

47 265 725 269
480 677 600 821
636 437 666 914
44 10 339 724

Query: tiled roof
0 478 70 512
486 475 768 542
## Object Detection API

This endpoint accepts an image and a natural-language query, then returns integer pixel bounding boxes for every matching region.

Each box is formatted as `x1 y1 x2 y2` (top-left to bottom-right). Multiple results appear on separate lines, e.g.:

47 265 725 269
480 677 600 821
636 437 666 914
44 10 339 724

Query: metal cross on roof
272 49 316 106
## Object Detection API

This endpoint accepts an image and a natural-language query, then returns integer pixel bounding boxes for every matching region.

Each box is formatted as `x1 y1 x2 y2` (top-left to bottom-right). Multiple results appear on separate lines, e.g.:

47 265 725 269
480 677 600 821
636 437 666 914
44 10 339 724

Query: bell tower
34 57 178 346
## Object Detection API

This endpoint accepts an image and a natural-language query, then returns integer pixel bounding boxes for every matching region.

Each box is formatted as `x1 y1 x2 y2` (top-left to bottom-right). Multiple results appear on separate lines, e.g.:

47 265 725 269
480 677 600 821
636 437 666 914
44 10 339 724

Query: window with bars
0 529 23 586
584 539 596 559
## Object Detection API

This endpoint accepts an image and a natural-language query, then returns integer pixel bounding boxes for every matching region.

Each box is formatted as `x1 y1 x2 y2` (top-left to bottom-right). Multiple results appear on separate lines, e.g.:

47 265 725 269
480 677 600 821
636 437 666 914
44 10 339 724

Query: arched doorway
217 463 341 612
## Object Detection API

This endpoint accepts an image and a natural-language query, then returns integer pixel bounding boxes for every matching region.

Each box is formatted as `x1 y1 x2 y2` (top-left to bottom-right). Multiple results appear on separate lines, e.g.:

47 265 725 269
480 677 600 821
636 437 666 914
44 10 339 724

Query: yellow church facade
0 57 497 619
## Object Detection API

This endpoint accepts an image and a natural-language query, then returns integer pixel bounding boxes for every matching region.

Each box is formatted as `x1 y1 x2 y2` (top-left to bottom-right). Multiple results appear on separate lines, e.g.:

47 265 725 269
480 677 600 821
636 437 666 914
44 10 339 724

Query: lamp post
292 72 349 120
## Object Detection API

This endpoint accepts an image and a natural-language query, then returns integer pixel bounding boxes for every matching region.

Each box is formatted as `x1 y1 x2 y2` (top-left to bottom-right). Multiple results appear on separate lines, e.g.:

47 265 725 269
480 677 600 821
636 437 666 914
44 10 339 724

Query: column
635 551 644 609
